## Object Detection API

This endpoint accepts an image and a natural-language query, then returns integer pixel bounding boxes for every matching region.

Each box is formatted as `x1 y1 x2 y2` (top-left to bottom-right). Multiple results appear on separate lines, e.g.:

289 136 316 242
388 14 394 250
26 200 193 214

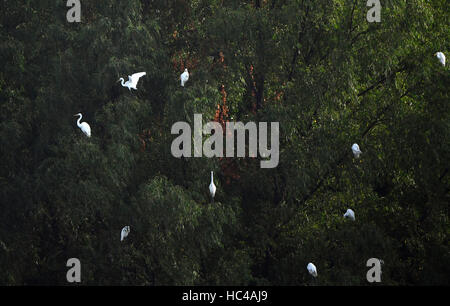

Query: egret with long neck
74 113 91 138
118 72 146 91
118 77 130 90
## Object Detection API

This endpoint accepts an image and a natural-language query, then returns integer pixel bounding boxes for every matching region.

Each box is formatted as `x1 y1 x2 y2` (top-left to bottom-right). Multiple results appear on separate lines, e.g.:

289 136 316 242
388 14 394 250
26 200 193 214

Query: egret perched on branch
118 72 146 90
74 113 91 138
435 52 446 66
209 171 216 202
352 143 362 158
180 68 189 87
344 209 355 221
121 226 130 241
307 263 317 277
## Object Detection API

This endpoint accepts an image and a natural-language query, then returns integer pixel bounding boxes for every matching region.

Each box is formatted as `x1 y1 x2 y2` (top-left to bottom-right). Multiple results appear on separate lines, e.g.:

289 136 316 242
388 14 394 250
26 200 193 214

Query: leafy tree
0 0 448 285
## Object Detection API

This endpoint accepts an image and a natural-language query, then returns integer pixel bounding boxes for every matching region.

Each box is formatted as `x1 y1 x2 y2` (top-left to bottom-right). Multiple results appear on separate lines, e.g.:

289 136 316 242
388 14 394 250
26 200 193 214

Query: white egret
343 208 355 221
180 68 189 87
209 171 216 201
352 143 362 158
121 226 130 241
118 72 146 90
74 113 91 138
435 52 446 66
307 263 318 277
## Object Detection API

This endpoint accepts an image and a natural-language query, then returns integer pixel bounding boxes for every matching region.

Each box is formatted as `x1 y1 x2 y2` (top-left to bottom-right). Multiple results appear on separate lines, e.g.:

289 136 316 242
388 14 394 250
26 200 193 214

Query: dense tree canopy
0 0 448 285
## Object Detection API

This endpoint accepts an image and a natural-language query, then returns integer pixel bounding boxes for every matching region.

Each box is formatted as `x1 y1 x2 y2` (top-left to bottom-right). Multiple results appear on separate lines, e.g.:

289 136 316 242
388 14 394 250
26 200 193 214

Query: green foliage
0 0 448 285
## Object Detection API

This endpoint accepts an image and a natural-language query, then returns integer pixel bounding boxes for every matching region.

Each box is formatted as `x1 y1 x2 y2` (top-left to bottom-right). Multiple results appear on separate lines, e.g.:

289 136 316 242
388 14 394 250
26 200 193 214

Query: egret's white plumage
343 208 355 221
74 113 91 137
180 68 189 87
209 171 216 201
435 52 446 66
352 143 362 158
307 263 318 277
118 72 146 90
121 226 130 241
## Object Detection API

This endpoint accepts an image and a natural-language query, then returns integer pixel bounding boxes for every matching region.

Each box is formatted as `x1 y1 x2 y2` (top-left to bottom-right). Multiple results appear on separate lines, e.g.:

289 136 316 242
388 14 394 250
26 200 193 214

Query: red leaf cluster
171 51 199 72
249 65 257 114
